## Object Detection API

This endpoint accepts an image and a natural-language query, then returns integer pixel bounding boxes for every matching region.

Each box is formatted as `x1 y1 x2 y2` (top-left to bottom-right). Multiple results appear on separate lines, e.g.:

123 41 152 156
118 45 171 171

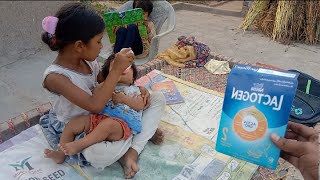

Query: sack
288 70 320 126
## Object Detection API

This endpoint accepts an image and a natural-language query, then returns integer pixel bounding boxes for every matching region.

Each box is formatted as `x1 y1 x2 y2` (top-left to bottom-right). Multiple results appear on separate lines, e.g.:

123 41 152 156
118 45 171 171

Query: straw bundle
240 0 320 44
259 1 278 37
272 0 297 41
318 1 320 43
289 1 306 41
240 0 270 30
317 21 320 43
317 0 320 42
305 0 320 44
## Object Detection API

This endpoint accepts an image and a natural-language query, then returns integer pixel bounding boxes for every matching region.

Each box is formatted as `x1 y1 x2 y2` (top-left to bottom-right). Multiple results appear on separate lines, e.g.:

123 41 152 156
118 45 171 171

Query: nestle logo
251 83 264 92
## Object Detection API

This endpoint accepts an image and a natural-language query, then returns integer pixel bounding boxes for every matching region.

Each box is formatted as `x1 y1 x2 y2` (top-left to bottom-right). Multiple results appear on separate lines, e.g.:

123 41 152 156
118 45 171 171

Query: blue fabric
114 24 143 55
101 102 142 134
100 85 143 134
39 112 90 167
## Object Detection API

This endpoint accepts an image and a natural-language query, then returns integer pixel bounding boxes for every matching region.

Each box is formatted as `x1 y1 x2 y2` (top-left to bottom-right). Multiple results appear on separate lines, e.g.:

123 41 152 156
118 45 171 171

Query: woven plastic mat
161 65 228 93
0 55 306 179
159 61 286 94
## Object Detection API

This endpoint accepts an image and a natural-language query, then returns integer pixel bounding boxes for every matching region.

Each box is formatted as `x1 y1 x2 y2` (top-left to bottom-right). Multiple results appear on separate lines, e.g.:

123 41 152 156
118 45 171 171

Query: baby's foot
44 149 65 164
150 128 164 145
58 142 82 156
119 148 140 179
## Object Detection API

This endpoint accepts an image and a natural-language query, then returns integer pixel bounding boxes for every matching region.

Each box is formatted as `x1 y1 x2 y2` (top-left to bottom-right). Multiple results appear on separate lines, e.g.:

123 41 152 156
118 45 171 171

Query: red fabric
87 114 131 140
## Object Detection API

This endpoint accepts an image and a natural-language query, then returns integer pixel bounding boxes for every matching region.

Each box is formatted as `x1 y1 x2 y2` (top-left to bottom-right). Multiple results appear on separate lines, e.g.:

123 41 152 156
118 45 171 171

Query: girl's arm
44 50 134 113
112 92 145 111
97 71 104 83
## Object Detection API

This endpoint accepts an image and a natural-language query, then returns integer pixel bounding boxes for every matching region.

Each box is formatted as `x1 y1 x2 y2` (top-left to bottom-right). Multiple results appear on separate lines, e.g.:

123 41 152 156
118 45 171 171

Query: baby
58 53 145 156
100 53 144 135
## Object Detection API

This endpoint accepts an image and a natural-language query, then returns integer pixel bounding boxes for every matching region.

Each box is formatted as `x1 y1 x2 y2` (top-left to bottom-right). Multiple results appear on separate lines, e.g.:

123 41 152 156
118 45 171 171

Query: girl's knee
150 92 166 106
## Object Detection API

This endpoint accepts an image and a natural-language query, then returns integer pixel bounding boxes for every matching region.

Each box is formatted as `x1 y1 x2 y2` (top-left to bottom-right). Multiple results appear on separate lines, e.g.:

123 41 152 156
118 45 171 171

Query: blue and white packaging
216 64 298 169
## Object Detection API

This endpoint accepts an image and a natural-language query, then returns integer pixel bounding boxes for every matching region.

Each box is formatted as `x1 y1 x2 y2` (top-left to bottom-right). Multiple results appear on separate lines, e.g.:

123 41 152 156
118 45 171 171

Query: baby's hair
135 0 153 16
42 2 105 51
102 54 138 82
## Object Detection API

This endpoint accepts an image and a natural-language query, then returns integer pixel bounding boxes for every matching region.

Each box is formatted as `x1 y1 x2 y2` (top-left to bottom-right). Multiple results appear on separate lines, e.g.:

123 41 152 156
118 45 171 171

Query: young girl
113 0 156 58
58 54 145 156
40 2 165 179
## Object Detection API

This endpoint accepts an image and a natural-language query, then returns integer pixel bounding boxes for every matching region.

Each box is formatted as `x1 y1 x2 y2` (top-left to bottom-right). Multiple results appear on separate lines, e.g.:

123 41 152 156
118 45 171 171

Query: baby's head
41 2 105 61
102 54 138 85
134 0 153 21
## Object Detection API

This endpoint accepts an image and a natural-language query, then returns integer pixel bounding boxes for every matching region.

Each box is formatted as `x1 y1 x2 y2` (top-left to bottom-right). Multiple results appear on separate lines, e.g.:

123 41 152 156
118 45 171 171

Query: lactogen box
216 64 298 169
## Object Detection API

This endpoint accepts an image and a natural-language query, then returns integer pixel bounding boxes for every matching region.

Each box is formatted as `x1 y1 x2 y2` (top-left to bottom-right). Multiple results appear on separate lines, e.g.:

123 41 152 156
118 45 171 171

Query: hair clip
42 16 59 35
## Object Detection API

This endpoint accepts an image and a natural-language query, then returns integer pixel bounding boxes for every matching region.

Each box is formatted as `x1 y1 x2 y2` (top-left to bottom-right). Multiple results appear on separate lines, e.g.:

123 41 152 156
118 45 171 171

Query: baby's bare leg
61 117 124 155
45 115 91 163
60 115 91 144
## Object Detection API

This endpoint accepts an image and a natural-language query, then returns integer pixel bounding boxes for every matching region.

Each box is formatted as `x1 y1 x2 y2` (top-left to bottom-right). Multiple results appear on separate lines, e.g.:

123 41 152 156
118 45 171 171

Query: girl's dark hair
132 0 138 9
102 54 138 83
42 2 105 51
135 0 153 16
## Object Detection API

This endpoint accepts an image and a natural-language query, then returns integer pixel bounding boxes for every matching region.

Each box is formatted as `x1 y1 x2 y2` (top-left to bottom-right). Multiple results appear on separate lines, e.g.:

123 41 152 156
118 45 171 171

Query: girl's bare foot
119 148 140 179
150 128 164 145
44 149 65 164
59 142 83 156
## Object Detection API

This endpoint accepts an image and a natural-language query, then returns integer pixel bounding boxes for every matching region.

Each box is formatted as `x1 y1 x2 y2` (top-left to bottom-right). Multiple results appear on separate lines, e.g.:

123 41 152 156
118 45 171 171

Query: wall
0 1 72 59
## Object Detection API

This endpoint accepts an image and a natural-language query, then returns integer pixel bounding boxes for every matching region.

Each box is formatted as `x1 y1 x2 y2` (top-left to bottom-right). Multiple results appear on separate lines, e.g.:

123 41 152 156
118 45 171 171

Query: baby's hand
139 86 150 109
112 91 126 105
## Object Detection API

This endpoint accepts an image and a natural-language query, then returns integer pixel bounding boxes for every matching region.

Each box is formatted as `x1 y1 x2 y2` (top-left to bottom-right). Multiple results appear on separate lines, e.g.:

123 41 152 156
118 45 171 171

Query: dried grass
317 21 320 43
259 1 278 37
290 1 306 41
317 2 320 43
241 0 320 44
240 0 270 30
305 0 320 44
272 0 297 41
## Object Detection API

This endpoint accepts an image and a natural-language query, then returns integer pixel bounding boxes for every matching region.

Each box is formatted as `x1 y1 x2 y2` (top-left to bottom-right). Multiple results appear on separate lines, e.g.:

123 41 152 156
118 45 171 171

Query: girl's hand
112 91 126 105
139 86 151 109
112 48 135 75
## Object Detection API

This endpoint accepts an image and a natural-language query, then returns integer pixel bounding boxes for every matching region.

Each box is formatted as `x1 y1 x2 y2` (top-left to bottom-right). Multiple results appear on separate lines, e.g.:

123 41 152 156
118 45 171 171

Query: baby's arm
112 92 145 111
